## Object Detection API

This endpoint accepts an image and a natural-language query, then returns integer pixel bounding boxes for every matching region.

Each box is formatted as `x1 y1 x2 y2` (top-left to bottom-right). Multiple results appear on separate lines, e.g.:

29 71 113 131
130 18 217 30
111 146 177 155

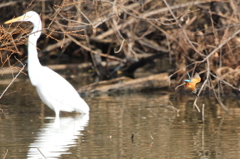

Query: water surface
0 77 240 159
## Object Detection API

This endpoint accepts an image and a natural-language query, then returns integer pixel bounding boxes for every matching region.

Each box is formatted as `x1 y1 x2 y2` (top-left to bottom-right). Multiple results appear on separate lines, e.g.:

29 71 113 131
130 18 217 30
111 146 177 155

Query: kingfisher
184 72 201 94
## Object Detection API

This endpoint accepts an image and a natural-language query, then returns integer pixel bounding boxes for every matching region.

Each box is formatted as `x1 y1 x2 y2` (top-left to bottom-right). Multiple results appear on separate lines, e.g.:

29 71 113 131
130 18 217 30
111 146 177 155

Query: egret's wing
35 67 89 113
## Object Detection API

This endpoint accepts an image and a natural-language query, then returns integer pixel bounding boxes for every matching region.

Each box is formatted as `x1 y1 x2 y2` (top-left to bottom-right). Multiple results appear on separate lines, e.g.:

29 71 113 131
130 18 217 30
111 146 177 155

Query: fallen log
79 73 170 96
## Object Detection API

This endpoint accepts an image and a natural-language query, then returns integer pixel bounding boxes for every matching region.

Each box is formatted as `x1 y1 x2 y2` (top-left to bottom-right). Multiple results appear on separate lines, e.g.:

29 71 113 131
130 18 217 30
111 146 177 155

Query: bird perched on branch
184 72 201 94
5 11 89 118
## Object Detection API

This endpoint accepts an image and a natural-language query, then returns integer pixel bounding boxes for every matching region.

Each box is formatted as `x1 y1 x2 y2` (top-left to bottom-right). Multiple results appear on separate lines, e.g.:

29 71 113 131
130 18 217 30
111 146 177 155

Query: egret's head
4 11 39 24
5 11 42 41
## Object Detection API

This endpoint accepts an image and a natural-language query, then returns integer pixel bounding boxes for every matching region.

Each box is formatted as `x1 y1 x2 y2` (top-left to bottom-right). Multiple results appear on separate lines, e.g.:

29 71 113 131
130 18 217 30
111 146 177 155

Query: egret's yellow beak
4 15 25 24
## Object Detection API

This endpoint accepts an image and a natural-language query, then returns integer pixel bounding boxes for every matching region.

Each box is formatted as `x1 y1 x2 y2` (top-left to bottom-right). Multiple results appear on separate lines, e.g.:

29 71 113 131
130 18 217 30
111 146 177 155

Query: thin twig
55 20 124 62
37 147 47 159
150 133 154 140
193 58 212 112
163 0 205 57
0 58 26 100
114 39 125 53
200 28 240 63
210 72 239 91
210 79 229 112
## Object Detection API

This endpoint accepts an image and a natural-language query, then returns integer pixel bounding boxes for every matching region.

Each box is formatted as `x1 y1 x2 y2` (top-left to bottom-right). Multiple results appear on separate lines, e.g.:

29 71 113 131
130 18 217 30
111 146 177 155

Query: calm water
0 76 240 159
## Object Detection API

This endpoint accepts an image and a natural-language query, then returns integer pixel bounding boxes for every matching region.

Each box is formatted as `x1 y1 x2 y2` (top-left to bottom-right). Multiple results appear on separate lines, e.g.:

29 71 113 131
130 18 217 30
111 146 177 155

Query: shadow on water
0 77 240 158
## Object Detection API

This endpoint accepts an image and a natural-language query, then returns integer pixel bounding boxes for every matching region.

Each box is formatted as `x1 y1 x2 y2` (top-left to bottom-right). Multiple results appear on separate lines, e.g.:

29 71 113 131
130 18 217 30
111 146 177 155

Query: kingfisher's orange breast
185 82 196 91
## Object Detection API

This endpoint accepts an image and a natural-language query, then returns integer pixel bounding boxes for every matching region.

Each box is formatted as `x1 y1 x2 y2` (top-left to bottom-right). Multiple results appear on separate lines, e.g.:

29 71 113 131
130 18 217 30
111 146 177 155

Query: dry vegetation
0 0 240 109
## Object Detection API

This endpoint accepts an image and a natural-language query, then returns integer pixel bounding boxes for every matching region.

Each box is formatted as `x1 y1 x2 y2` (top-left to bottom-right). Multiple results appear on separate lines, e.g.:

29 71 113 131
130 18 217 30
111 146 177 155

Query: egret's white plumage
5 11 89 118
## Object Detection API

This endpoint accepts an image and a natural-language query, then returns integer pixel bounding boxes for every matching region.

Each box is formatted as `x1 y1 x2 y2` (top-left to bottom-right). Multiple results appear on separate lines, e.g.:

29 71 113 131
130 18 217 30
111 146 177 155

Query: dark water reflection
0 78 240 158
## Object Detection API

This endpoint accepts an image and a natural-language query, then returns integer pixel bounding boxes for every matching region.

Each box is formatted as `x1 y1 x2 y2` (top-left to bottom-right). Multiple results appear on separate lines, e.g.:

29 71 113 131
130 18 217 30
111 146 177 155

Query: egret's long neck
28 18 42 85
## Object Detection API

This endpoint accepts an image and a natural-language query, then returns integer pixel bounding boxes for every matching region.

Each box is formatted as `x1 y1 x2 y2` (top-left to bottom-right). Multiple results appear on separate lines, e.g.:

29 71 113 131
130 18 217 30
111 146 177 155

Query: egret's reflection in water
27 114 89 159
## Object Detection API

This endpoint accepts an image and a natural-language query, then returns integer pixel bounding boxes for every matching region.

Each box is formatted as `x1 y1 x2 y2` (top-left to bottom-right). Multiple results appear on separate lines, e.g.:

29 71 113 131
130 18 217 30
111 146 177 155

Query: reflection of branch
37 147 47 159
202 104 205 123
168 100 180 116
215 112 229 154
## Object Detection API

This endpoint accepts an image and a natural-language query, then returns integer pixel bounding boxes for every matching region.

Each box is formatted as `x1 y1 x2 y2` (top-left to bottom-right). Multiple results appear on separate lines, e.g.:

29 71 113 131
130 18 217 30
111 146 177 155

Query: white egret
5 11 89 118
